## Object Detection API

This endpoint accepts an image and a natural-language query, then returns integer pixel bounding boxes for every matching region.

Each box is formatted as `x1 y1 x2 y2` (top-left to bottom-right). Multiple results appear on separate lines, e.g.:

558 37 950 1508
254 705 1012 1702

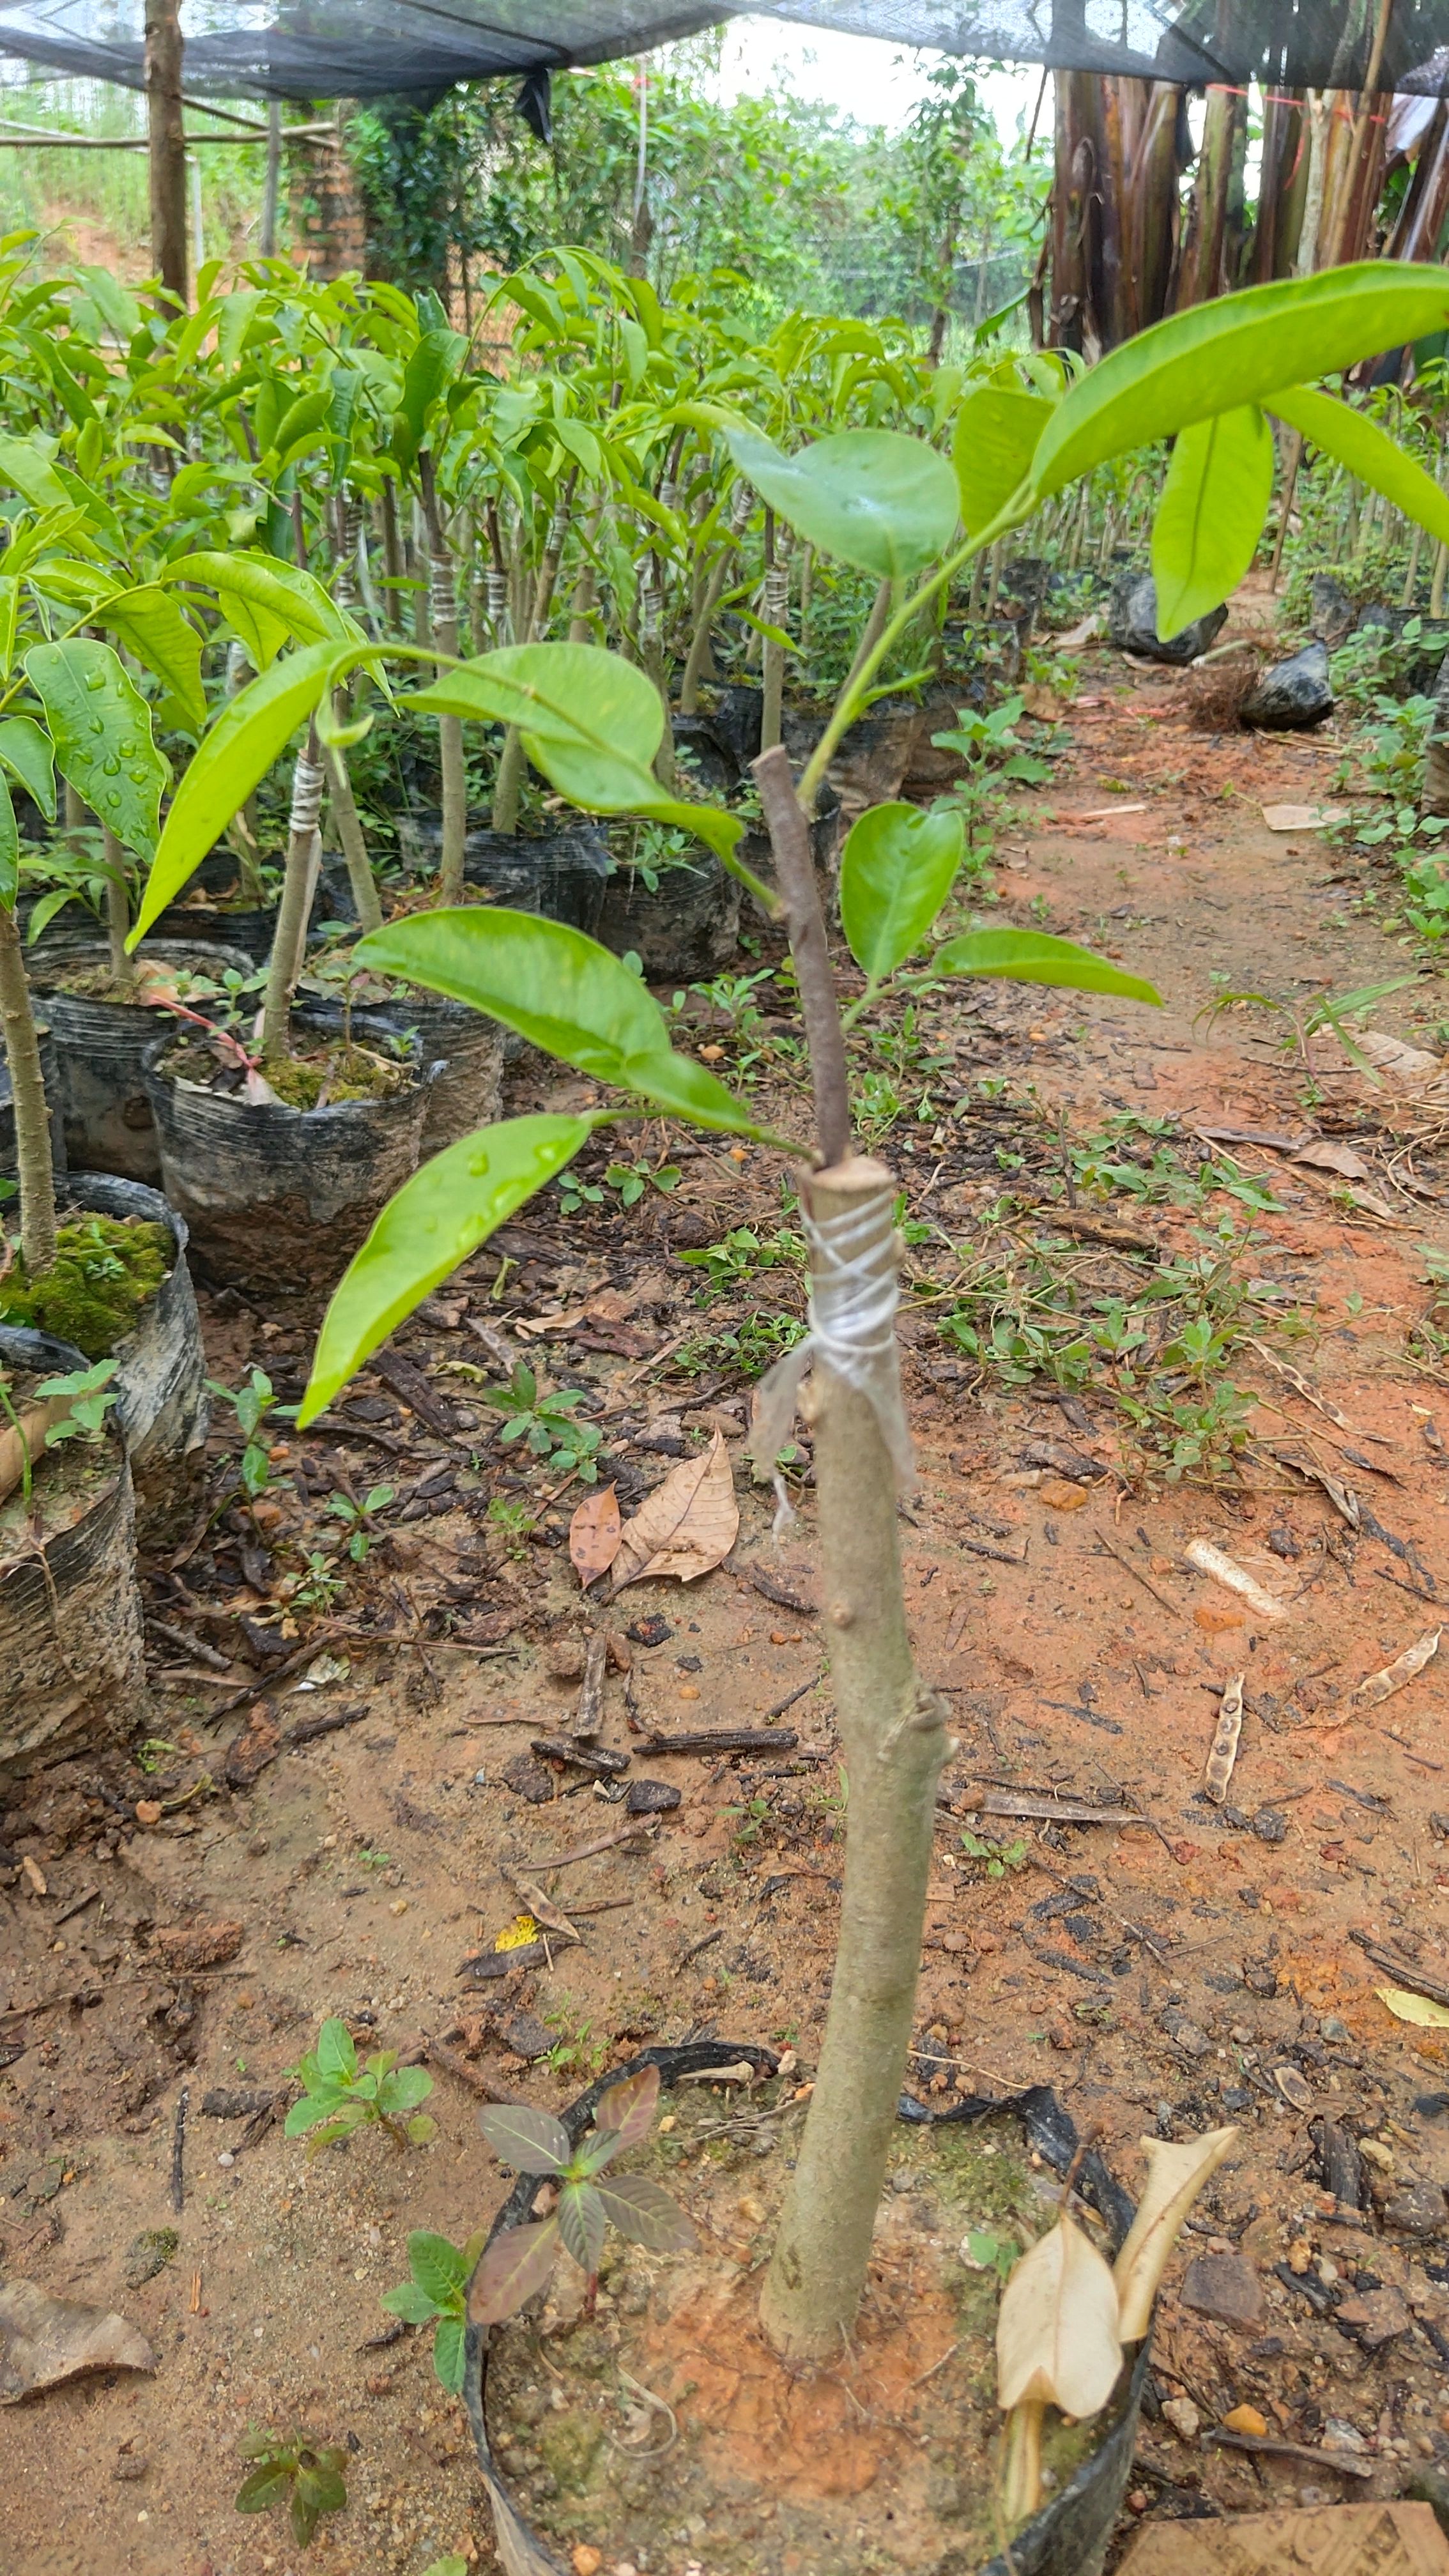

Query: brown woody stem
756 1157 948 2362
751 743 850 1167
0 901 57 1273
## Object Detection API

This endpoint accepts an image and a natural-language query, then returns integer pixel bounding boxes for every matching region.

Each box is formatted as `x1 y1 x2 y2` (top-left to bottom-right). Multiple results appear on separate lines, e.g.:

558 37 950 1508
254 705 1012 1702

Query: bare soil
8 590 1449 2574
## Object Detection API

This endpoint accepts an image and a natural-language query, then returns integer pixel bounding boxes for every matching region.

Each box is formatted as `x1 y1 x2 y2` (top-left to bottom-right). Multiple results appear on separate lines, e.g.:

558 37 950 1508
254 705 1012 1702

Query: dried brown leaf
611 1431 739 1591
569 1485 622 1589
0 2279 155 2402
996 2212 1122 2418
1113 2128 1238 2343
1290 1138 1371 1181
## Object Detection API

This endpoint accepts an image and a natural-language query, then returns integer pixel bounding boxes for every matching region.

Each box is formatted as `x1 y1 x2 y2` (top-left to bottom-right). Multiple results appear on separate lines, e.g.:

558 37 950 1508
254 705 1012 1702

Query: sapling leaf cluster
470 2061 693 2326
284 2015 436 2153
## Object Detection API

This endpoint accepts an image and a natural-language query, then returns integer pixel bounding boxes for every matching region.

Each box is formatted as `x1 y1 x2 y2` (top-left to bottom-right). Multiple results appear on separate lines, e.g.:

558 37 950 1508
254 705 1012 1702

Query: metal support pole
260 97 281 256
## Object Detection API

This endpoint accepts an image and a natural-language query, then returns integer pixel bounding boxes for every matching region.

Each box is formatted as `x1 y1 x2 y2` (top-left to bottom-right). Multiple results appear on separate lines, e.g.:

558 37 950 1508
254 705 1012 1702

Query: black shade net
0 0 1446 102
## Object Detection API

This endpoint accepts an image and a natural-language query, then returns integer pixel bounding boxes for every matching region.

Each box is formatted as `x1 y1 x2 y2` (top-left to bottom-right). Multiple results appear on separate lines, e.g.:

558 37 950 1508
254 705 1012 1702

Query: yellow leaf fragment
1377 1986 1449 2030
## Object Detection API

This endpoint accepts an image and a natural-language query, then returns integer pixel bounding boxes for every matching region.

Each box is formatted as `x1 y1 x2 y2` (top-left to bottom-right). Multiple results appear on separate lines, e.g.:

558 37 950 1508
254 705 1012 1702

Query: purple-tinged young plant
470 2062 693 2327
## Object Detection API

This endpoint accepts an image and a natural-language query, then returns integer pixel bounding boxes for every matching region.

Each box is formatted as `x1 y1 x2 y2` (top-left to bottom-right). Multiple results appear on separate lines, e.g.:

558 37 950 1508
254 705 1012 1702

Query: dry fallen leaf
569 1485 622 1589
611 1431 739 1591
1261 802 1348 831
1354 1629 1439 1710
1184 1538 1290 1624
997 2212 1123 2521
1377 1986 1449 2030
1290 1138 1372 1181
1113 2128 1238 2342
1350 1028 1441 1087
0 2279 155 2402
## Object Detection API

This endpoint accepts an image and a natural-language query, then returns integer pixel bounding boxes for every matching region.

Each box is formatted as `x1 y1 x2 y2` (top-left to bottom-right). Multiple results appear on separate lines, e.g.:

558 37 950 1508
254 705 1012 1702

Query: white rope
288 755 326 841
748 1190 913 1534
763 564 790 622
638 581 663 643
225 640 252 694
430 555 456 624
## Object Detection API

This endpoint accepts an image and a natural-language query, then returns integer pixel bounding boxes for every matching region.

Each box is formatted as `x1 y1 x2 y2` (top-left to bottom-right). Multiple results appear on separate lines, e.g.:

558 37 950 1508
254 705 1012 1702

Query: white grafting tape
288 755 326 841
749 1186 913 1533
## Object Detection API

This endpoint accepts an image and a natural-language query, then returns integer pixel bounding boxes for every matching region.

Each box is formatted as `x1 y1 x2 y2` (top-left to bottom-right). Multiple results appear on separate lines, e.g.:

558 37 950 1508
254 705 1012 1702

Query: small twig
425 2034 527 2104
170 2084 188 2215
52 1884 100 1927
1092 1526 1182 1616
752 741 850 1165
574 1631 608 1742
765 1671 825 1721
522 1822 658 1871
146 1617 233 1673
677 1925 724 1974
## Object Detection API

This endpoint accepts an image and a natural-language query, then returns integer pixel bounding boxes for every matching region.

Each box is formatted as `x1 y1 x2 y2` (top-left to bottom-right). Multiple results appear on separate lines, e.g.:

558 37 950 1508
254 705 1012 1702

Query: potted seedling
134 259 1449 2564
0 1330 145 1783
0 631 210 1547
116 559 441 1296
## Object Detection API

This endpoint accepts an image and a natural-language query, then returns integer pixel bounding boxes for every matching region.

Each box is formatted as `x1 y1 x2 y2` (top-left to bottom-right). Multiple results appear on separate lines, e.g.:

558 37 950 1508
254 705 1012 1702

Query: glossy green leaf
407 643 747 874
406 2231 469 2310
378 2279 438 2324
934 926 1162 1004
411 640 660 765
173 550 354 650
1151 404 1275 639
431 2315 466 2394
317 2016 356 2082
0 770 17 912
0 433 68 512
348 910 762 1135
0 716 54 820
129 641 337 943
1031 263 1449 498
839 801 964 978
24 638 165 859
952 387 1054 534
298 1114 597 1428
725 426 959 577
382 2064 433 2112
1268 383 1449 551
395 326 466 463
95 583 206 730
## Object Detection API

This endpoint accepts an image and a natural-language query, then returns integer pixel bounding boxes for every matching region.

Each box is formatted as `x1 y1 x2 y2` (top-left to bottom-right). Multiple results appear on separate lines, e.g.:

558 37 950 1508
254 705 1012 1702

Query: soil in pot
475 2070 1138 2576
31 940 258 1182
1 1016 66 1179
142 1008 435 1296
595 849 741 981
0 1374 144 1786
302 952 505 1154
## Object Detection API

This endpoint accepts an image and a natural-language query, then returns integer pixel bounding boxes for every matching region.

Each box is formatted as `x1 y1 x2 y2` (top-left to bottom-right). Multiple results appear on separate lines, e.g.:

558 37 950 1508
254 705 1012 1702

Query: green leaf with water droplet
24 638 167 861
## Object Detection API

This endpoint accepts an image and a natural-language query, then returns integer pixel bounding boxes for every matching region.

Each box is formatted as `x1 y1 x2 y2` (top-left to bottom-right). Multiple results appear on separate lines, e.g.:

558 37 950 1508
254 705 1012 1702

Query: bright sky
716 14 1043 142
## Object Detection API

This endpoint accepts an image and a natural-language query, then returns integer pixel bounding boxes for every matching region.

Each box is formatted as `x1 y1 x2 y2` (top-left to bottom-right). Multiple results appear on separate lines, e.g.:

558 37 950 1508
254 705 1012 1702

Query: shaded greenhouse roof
0 0 1446 100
